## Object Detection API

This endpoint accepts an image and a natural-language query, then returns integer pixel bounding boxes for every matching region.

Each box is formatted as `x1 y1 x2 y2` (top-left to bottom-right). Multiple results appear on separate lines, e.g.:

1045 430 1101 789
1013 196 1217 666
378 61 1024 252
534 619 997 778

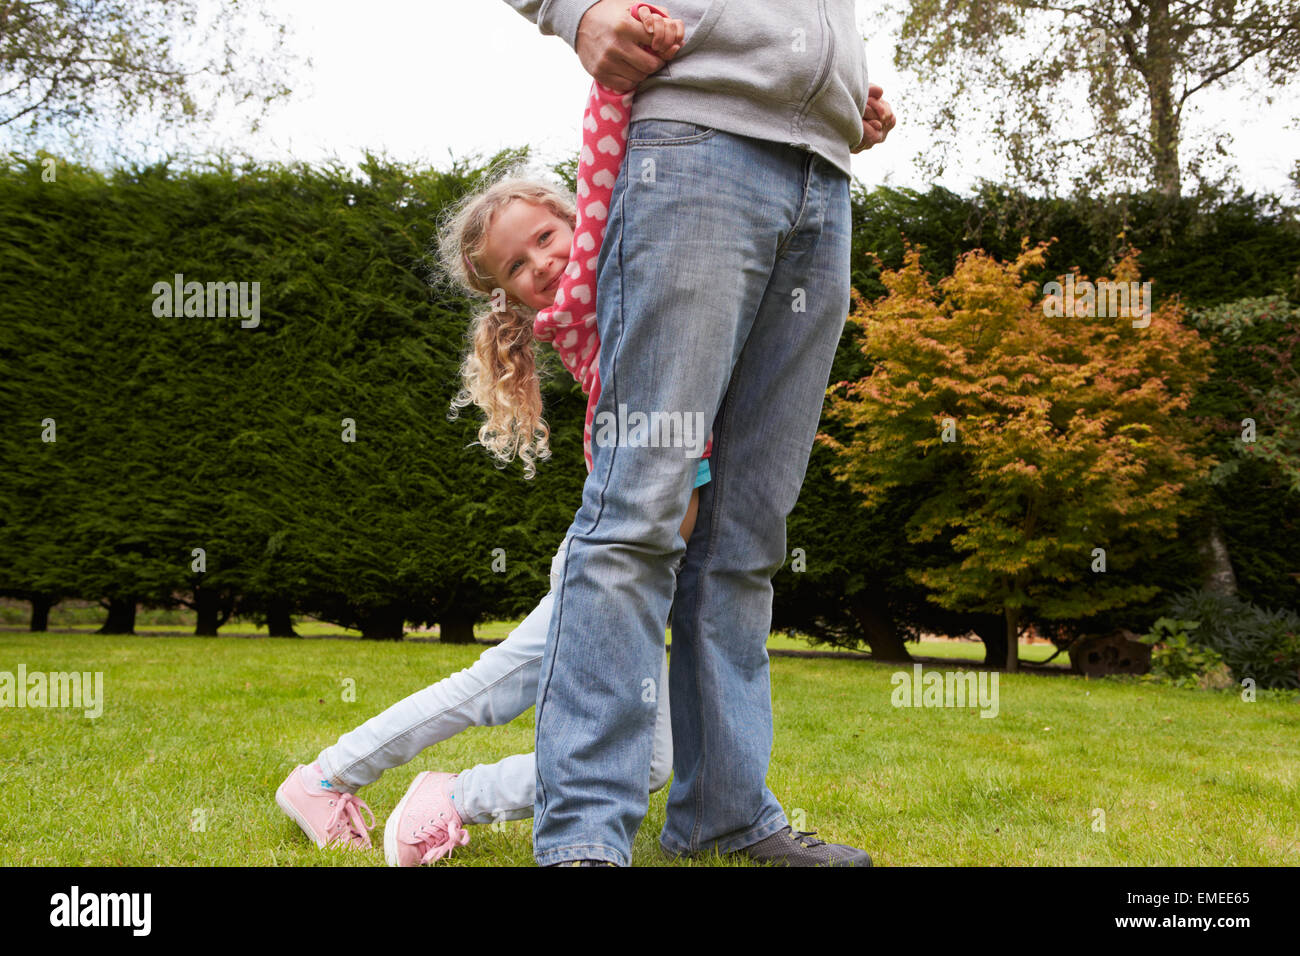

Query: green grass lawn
0 599 1069 665
1 630 1295 866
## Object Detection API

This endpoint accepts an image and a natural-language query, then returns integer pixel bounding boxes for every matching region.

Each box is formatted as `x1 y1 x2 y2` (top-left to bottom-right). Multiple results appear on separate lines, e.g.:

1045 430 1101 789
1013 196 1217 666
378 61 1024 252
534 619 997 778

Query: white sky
23 0 1300 199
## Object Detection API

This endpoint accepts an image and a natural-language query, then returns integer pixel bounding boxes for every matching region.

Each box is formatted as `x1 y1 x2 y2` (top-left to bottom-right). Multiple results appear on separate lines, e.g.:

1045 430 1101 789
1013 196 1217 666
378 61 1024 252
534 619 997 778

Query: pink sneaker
275 763 376 850
383 771 470 866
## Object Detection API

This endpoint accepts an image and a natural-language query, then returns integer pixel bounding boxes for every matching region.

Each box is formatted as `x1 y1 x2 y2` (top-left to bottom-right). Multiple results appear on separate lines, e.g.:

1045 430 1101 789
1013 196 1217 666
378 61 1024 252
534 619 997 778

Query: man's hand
575 0 683 93
851 84 896 154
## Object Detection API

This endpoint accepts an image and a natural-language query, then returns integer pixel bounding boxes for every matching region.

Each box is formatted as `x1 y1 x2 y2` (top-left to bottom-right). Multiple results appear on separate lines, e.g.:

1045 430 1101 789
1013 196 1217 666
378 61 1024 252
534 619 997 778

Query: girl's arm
533 1 671 395
531 75 635 399
533 4 715 470
531 75 632 471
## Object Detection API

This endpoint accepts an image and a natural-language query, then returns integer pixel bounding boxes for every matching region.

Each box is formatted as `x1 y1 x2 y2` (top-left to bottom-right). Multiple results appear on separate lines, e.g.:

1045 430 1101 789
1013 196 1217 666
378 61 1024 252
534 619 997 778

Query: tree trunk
847 591 911 662
265 595 298 637
1004 605 1021 673
1197 512 1238 597
98 597 136 634
1145 0 1181 196
974 614 1008 668
358 605 406 640
29 593 55 632
438 608 477 644
194 586 222 636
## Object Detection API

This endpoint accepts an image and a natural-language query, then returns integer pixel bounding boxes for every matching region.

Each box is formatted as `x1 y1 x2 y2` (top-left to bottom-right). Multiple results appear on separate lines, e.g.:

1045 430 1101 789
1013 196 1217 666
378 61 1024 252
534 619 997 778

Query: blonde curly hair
435 171 577 479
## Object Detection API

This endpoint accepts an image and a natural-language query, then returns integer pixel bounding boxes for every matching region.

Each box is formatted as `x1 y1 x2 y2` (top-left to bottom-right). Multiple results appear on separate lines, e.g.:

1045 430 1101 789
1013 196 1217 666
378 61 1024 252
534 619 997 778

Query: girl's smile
481 199 574 310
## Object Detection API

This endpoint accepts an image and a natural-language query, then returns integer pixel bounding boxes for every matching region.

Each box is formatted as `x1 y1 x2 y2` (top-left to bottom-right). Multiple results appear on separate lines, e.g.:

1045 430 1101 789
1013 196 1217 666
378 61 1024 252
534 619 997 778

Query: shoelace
790 829 829 849
416 813 470 864
325 793 376 848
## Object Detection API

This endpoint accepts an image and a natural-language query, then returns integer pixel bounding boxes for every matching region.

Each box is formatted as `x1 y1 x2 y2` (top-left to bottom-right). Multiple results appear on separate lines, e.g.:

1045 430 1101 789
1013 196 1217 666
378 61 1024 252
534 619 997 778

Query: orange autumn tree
818 243 1214 671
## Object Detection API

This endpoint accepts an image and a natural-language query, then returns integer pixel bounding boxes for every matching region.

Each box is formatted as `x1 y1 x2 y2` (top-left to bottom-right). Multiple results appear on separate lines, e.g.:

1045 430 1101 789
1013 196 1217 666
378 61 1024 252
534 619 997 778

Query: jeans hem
659 811 789 858
315 752 361 795
535 844 627 867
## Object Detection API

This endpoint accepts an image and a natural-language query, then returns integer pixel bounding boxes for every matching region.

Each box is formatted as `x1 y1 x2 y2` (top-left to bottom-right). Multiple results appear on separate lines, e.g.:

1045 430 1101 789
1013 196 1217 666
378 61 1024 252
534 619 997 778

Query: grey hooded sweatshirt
501 0 869 178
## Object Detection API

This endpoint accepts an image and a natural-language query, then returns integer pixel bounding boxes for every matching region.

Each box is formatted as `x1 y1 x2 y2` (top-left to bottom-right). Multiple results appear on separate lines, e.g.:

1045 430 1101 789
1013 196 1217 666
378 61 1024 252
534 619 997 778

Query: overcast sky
35 1 1300 199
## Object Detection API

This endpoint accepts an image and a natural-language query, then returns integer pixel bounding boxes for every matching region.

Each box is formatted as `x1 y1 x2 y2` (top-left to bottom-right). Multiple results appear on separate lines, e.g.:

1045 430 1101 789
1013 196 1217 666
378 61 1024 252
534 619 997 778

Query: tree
771 183 1298 662
0 0 297 142
894 0 1300 196
818 243 1215 670
1193 296 1300 493
1186 296 1300 609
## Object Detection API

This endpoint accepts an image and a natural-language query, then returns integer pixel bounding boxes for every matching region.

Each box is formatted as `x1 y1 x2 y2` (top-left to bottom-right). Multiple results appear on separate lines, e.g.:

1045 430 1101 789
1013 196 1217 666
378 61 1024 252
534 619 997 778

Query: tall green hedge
0 152 587 638
2 155 1296 649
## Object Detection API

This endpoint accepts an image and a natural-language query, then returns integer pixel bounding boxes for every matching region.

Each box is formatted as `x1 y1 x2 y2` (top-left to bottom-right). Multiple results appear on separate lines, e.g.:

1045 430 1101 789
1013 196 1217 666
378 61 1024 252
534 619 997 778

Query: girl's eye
507 229 555 277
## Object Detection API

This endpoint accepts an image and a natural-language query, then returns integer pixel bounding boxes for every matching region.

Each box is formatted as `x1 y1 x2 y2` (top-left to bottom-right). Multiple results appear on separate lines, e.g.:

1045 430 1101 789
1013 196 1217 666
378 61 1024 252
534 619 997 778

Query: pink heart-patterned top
532 1 713 474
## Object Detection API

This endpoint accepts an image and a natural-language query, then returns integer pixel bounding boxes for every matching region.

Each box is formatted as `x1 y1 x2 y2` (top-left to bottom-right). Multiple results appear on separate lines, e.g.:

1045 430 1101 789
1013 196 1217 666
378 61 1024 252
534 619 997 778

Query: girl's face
480 199 574 311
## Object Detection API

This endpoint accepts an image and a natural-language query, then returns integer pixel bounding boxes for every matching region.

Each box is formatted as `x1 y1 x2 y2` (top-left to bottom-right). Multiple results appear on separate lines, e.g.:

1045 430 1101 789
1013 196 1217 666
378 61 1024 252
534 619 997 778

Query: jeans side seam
532 542 571 820
535 187 626 831
688 355 742 850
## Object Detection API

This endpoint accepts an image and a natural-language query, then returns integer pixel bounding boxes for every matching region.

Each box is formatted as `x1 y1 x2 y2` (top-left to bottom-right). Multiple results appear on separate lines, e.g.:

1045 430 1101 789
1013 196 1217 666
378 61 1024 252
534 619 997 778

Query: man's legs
532 121 849 865
660 153 851 854
455 645 672 824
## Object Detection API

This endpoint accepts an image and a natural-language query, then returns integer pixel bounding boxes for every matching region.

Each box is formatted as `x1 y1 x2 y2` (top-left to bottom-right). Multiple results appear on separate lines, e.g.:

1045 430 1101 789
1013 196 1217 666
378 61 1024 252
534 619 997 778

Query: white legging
315 536 673 824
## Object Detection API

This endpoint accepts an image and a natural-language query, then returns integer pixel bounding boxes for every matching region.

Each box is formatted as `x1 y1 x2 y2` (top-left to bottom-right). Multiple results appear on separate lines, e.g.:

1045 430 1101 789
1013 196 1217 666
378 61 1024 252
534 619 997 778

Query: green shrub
1139 617 1233 689
1164 589 1300 689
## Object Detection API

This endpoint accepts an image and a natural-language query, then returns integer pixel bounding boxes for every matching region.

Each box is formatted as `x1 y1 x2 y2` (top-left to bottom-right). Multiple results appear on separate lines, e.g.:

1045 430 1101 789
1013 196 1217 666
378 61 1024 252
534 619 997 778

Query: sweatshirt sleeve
498 0 602 49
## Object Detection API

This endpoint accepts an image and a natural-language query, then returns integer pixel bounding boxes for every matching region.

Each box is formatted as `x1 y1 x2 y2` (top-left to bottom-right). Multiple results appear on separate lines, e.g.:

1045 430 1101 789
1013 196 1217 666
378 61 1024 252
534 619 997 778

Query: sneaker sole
275 775 328 849
661 842 872 867
384 770 432 867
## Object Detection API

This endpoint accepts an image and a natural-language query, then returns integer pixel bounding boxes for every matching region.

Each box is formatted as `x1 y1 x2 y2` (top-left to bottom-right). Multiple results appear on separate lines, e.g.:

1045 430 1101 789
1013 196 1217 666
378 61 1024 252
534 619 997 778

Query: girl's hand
634 4 684 58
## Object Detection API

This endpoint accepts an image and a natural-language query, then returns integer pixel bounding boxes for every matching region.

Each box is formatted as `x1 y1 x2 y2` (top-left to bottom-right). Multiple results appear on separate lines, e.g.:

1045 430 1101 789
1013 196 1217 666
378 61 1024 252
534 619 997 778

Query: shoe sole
661 843 872 867
275 773 328 849
384 770 431 867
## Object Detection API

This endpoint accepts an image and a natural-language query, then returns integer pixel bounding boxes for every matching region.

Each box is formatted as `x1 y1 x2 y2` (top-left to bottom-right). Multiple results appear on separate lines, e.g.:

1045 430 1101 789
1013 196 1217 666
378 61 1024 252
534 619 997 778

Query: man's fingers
852 105 893 153
856 79 895 153
577 0 659 88
854 126 883 152
866 97 896 134
612 16 668 76
600 47 665 90
577 1 682 87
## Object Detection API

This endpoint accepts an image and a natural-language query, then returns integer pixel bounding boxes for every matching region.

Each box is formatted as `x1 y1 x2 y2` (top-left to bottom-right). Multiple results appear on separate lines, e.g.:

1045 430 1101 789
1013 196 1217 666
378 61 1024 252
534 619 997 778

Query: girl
275 2 704 867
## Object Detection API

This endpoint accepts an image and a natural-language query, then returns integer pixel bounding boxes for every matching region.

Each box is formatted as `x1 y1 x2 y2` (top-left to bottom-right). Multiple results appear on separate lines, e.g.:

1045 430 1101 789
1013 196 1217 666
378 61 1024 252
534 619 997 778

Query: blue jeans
533 121 852 866
316 536 673 823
